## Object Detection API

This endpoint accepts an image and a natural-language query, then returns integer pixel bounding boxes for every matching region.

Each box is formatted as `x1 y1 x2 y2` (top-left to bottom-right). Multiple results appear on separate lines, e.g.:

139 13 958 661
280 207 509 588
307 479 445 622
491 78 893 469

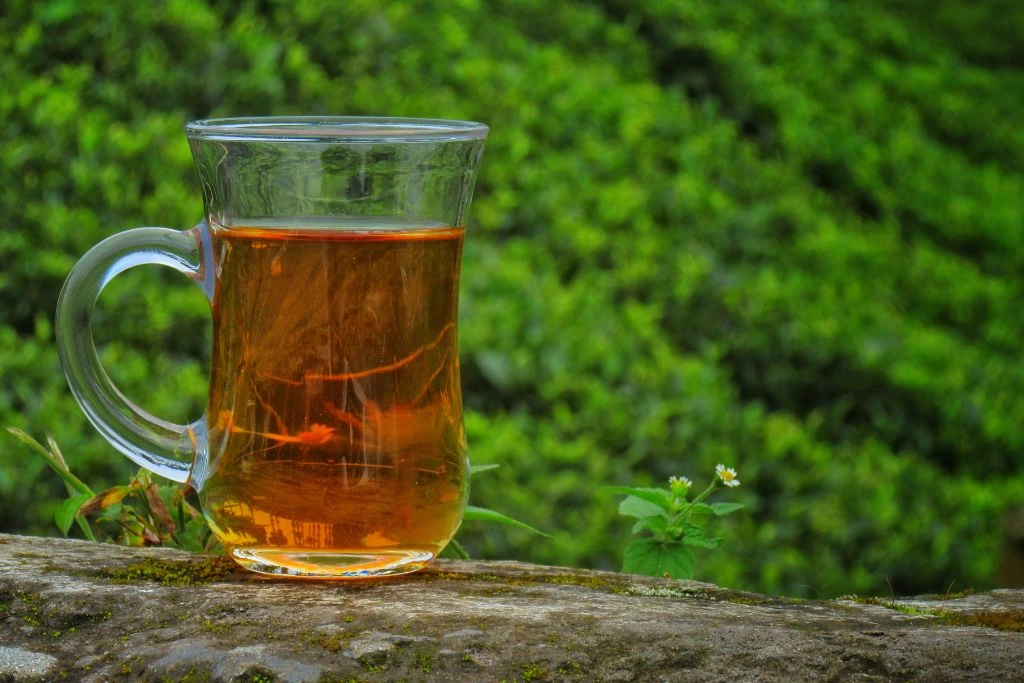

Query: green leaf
44 434 69 470
98 502 124 522
463 505 550 537
171 526 203 552
440 538 470 559
174 514 220 552
631 515 668 537
618 495 667 520
623 538 695 579
603 486 672 510
74 515 97 542
5 427 92 496
54 492 93 536
681 525 723 549
708 502 745 516
470 463 500 475
685 502 714 516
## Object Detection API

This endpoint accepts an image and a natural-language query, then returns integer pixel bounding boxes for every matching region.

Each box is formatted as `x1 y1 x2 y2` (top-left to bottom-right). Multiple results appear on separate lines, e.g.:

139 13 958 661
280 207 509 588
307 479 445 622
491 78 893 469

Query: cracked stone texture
0 533 1022 681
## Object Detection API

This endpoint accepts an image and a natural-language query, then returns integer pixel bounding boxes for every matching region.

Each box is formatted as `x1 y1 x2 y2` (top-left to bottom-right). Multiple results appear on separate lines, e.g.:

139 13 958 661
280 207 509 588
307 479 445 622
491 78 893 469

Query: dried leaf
144 483 176 535
78 486 133 517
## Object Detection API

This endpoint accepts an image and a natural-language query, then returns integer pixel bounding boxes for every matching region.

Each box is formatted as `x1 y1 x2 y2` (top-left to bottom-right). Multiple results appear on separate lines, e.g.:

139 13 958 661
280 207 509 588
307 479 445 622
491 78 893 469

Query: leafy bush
1 0 1021 597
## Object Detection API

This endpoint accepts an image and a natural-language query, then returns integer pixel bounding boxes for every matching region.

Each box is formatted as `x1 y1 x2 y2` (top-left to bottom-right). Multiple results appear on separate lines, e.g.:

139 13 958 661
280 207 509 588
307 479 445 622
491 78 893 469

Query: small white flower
668 475 692 491
715 464 740 487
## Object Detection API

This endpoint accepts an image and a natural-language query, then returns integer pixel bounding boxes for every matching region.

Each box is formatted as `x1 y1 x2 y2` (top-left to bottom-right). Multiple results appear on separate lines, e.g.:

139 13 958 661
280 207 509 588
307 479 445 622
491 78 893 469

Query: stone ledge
0 533 1021 681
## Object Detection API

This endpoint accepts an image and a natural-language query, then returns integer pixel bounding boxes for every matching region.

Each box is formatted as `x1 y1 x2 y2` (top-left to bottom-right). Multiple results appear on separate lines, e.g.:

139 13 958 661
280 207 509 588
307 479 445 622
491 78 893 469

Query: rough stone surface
0 645 58 679
0 533 1022 681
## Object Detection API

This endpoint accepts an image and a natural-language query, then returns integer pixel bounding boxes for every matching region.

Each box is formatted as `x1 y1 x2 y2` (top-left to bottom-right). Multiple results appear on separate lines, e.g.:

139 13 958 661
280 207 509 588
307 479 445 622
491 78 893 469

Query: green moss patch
425 568 637 595
938 609 1024 632
304 629 362 653
100 556 237 586
848 596 1024 633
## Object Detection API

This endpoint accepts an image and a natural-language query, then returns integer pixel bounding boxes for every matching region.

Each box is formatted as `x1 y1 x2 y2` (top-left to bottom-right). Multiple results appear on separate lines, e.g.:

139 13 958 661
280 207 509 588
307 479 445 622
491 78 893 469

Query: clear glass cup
55 117 488 578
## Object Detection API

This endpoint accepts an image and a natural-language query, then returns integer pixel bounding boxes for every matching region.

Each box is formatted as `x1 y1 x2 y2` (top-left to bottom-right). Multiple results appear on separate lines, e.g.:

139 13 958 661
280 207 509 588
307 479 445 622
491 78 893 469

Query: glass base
229 547 435 579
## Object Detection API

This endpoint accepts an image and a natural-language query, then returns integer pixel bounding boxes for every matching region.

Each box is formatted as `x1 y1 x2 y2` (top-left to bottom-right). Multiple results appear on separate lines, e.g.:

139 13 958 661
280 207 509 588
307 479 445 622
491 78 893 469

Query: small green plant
7 428 545 557
6 427 219 551
608 465 745 580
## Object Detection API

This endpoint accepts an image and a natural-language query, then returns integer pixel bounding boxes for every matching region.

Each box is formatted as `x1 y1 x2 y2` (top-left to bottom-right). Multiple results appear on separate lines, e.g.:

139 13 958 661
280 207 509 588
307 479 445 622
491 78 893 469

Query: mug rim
186 116 489 142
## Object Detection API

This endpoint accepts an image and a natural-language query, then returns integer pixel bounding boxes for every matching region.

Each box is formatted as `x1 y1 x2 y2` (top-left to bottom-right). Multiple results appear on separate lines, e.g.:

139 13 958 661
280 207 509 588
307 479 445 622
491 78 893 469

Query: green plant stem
676 481 720 524
5 428 94 496
75 517 97 542
6 428 99 541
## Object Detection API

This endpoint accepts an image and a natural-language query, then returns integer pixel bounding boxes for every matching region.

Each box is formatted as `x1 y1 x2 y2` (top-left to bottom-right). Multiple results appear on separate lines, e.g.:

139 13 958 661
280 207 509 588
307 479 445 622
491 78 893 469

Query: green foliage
1 0 1022 596
6 428 218 551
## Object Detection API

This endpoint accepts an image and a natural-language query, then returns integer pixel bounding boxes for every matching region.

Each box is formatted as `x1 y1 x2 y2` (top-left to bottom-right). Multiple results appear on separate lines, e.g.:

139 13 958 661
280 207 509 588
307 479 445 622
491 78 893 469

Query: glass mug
55 117 488 578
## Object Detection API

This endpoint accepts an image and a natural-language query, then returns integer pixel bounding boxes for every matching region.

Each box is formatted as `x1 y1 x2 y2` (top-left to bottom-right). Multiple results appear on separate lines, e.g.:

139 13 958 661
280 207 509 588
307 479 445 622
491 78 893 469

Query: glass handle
55 222 213 483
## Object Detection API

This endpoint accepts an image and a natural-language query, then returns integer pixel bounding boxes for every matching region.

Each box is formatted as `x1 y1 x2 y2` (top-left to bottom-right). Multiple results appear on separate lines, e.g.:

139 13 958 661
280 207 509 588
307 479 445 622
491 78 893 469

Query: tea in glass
201 221 468 575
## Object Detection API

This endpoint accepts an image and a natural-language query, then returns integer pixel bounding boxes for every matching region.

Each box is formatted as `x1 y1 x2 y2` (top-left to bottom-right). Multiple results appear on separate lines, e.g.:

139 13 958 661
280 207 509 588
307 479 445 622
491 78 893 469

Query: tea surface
199 222 467 576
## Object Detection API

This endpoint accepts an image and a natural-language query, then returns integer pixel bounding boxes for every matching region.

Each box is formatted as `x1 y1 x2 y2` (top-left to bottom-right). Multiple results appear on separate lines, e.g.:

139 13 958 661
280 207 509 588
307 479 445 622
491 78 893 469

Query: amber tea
198 222 468 576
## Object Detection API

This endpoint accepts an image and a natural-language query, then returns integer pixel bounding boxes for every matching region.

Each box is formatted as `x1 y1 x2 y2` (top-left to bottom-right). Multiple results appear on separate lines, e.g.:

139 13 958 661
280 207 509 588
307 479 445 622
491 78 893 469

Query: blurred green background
2 0 1022 597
